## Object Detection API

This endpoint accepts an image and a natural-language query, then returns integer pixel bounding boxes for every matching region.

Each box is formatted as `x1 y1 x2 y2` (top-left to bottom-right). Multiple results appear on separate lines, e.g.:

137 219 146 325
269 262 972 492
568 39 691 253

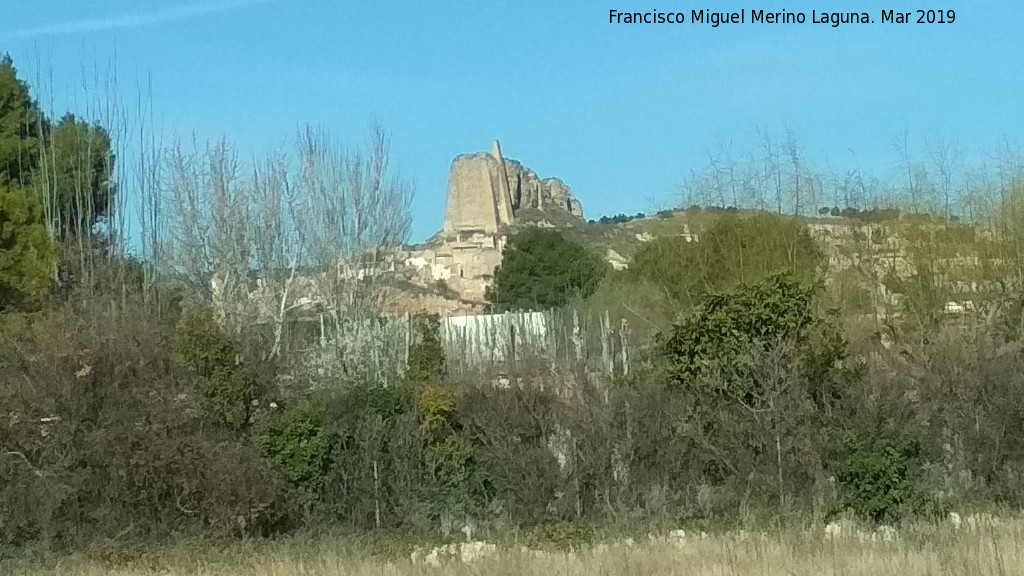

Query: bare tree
930 133 961 220
784 126 804 215
249 151 303 359
158 123 413 372
680 167 711 208
291 123 414 379
162 136 251 331
892 130 931 213
133 74 166 312
148 122 415 385
713 136 740 208
757 127 784 214
743 148 765 210
26 56 132 297
994 136 1023 207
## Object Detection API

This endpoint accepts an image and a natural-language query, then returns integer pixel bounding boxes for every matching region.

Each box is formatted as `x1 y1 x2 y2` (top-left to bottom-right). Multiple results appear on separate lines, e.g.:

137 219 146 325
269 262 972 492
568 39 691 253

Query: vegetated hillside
544 206 997 330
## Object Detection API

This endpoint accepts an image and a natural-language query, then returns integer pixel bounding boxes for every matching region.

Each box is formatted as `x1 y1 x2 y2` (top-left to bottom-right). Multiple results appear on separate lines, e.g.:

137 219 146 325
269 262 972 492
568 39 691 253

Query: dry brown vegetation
8 519 1024 576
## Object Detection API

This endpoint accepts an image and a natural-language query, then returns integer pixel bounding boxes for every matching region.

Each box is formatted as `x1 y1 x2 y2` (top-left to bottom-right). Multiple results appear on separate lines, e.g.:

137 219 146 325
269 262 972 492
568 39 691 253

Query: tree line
680 128 1019 224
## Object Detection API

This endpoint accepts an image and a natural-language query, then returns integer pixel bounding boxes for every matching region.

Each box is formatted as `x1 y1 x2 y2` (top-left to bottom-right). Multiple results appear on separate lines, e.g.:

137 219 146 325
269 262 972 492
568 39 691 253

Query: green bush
661 272 847 403
656 272 861 514
406 314 446 387
457 383 563 525
173 307 264 431
417 384 456 435
422 433 488 520
314 381 419 529
829 429 924 523
256 397 335 493
0 189 58 312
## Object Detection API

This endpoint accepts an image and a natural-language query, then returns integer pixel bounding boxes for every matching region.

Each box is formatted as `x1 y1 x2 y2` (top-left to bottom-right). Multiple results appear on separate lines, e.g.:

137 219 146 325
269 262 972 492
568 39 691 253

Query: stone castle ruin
396 141 584 308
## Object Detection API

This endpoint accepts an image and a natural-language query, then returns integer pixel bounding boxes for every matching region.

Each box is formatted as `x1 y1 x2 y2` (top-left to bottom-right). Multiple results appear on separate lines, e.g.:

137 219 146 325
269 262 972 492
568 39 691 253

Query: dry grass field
8 517 1024 576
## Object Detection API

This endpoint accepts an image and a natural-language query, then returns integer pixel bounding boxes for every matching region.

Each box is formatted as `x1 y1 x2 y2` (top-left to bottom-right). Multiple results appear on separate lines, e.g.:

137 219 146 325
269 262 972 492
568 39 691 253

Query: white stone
876 525 898 542
459 540 496 564
949 512 962 529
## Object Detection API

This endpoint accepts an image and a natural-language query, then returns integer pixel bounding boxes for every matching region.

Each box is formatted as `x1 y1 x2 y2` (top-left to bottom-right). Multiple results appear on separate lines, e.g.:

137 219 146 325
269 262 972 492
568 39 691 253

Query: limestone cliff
420 142 586 307
503 158 584 220
442 142 584 238
443 151 515 235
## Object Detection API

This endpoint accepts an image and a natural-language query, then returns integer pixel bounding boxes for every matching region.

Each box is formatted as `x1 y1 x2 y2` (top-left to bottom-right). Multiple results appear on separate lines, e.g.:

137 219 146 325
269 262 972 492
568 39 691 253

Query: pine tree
487 228 607 311
0 53 56 311
0 53 42 188
45 113 116 241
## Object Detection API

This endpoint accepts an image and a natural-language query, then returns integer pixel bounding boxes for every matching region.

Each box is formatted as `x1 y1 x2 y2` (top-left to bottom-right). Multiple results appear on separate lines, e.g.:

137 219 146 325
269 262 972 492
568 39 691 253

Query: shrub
421 433 488 523
0 297 293 547
661 272 844 402
457 382 563 524
829 428 924 523
658 272 860 514
417 385 457 435
407 314 446 387
0 189 58 312
314 381 420 530
256 397 335 493
173 307 264 431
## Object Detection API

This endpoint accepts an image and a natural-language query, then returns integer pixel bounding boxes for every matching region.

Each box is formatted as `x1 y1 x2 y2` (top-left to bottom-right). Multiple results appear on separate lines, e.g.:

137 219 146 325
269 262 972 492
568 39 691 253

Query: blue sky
1 0 1022 242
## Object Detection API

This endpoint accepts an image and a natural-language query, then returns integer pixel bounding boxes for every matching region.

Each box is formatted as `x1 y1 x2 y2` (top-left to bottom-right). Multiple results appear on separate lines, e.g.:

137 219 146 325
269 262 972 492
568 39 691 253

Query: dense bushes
586 211 826 335
630 212 823 311
257 398 334 495
8 272 1024 553
0 296 293 549
13 217 1024 555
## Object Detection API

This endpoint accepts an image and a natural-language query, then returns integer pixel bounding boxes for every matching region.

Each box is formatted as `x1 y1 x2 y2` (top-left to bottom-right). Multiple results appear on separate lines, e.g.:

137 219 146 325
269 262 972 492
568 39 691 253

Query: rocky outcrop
443 150 515 236
503 158 584 219
421 142 586 310
442 141 584 239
